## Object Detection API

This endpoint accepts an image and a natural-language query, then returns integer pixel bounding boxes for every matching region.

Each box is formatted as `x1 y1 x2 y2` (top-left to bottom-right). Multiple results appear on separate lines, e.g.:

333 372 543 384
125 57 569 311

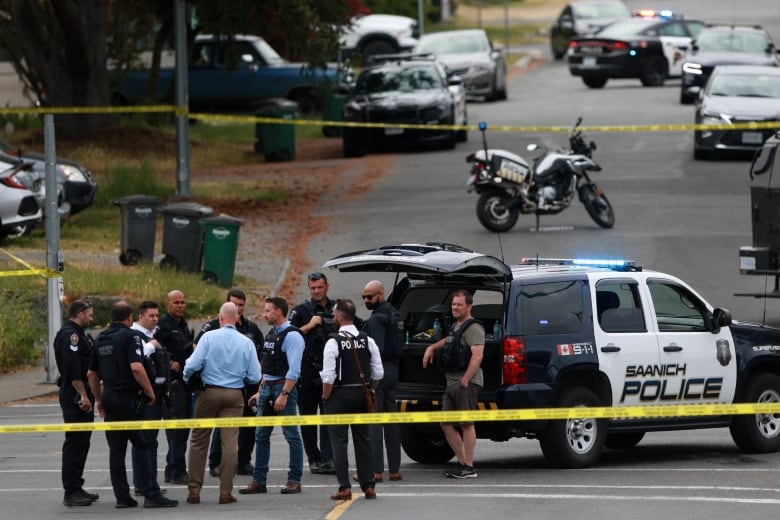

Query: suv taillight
502 336 527 385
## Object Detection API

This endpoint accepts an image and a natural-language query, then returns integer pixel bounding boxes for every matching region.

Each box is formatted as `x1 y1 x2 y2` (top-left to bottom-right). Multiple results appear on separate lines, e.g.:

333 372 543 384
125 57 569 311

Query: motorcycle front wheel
476 191 519 232
580 184 615 229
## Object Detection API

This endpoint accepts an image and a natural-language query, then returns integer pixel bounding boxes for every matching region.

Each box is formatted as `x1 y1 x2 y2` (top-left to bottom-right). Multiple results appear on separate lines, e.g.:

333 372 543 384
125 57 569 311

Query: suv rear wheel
400 424 454 464
539 386 607 468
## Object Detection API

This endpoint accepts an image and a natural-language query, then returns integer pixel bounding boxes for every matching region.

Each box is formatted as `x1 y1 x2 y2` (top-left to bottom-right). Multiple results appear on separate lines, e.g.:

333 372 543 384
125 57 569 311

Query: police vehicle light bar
520 257 640 271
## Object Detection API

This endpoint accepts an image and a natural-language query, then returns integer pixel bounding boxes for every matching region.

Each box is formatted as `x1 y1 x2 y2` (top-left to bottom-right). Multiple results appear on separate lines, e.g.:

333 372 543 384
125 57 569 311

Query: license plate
583 56 597 67
384 127 403 136
742 131 763 144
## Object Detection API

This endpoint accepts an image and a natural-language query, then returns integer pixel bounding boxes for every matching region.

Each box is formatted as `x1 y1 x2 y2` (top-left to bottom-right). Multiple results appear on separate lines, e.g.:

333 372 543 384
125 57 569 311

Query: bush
0 290 48 372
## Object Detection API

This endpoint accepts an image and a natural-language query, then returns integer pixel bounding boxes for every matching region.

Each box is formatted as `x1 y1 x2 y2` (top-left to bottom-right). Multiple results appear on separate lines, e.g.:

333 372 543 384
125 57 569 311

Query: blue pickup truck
112 34 343 115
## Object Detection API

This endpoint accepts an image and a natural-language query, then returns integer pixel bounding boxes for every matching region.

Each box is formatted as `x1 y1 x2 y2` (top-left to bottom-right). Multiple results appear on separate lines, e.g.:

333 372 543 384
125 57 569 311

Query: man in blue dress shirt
183 302 261 505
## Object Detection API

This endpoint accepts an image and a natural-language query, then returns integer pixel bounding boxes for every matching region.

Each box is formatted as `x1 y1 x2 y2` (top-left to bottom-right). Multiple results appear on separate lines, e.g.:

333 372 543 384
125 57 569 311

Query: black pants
297 361 332 465
165 379 191 479
59 387 93 496
209 382 258 468
102 389 160 501
325 387 373 491
371 361 401 474
132 386 165 492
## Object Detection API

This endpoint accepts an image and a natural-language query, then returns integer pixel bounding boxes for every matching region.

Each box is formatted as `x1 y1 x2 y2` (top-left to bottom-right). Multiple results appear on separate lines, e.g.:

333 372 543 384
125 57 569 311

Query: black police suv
325 242 780 468
567 10 705 88
680 24 779 104
550 0 630 60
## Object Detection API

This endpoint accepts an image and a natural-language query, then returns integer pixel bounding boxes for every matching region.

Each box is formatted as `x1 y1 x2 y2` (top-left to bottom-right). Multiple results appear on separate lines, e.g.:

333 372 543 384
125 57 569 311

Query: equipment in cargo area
737 131 780 297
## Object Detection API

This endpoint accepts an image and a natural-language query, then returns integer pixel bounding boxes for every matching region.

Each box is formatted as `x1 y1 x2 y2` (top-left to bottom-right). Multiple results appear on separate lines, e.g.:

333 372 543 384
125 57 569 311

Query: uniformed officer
54 299 99 507
154 289 194 485
87 300 178 509
321 299 384 501
196 289 264 477
288 272 336 474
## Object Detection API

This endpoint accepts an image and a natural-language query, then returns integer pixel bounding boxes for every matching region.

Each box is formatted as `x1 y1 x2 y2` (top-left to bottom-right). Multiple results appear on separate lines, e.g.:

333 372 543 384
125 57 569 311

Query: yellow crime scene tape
2 402 779 434
0 104 777 133
0 247 58 278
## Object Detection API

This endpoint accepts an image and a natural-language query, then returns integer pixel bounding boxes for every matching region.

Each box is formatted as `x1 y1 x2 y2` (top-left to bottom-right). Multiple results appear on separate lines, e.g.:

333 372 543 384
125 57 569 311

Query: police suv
324 243 780 468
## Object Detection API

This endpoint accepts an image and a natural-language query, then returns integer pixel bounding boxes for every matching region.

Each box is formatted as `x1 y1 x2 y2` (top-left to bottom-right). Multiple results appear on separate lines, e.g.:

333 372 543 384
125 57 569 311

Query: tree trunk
11 0 112 139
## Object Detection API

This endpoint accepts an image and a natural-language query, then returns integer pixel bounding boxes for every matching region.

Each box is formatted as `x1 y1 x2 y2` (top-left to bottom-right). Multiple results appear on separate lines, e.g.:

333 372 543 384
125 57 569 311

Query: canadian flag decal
557 343 572 356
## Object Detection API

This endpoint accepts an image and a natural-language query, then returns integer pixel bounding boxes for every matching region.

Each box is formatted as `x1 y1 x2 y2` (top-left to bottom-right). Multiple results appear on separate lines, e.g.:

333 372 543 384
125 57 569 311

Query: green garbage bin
159 202 213 272
254 98 297 161
322 91 346 138
113 194 160 265
200 214 244 287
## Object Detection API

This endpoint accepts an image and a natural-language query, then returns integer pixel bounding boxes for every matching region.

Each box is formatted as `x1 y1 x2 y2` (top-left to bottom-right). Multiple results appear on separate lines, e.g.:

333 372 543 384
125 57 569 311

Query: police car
567 10 705 88
324 243 780 468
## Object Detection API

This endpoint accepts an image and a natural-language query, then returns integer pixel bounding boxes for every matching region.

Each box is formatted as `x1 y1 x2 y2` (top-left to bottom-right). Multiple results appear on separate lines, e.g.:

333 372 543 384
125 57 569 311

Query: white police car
324 243 780 468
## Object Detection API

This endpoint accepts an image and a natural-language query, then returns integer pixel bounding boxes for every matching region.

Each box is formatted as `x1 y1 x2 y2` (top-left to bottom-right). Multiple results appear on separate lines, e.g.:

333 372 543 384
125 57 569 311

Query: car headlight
59 164 89 183
699 111 731 126
682 62 702 75
472 62 491 72
343 102 364 119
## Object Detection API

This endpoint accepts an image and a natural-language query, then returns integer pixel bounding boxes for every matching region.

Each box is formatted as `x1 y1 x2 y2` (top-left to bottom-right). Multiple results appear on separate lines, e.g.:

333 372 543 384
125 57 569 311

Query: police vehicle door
592 278 661 406
644 278 736 405
657 20 704 77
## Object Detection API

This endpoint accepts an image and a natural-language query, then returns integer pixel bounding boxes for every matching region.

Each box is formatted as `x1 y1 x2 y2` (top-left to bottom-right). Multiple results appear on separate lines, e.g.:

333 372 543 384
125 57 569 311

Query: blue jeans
252 384 303 484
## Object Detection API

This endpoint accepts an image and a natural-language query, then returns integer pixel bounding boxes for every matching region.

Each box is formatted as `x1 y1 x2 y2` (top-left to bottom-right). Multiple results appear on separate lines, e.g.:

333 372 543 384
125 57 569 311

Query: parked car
567 10 705 88
341 53 468 157
339 14 419 65
550 0 631 59
693 65 780 159
680 24 779 104
0 140 96 216
413 29 507 101
0 162 42 240
0 156 67 236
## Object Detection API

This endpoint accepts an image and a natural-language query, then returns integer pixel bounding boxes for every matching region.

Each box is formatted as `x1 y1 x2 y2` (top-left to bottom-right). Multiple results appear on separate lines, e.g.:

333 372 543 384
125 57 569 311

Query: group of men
54 273 486 507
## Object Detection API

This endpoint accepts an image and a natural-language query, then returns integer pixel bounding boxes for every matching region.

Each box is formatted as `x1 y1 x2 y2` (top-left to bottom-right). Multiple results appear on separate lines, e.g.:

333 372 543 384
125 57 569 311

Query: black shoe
135 488 167 497
170 473 188 485
164 475 171 483
236 463 254 476
144 495 179 508
316 460 336 474
209 466 220 477
78 489 99 502
308 461 320 474
64 493 93 507
115 497 138 509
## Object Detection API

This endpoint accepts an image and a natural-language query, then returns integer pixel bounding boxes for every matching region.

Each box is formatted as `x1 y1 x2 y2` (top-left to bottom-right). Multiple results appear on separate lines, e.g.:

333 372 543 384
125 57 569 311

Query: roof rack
366 52 437 65
702 23 765 30
519 257 641 272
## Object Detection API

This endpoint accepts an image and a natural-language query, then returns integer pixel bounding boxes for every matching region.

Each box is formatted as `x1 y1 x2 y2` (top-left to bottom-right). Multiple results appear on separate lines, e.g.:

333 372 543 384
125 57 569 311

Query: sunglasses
77 300 93 313
361 293 379 300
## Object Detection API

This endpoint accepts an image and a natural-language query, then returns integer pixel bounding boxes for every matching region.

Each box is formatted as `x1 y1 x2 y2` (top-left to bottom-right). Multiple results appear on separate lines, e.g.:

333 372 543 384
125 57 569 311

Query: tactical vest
54 321 94 387
441 318 481 372
334 331 371 386
260 326 301 377
94 326 139 391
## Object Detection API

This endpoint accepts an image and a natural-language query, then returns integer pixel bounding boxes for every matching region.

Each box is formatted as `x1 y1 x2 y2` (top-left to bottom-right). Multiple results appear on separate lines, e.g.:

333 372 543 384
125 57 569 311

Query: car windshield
355 65 443 94
253 38 284 66
708 73 780 98
695 31 769 53
415 33 489 54
596 18 656 38
572 2 630 19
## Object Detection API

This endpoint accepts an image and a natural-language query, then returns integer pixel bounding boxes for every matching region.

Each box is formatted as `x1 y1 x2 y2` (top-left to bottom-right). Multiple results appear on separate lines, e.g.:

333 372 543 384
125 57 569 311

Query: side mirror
527 144 539 151
448 75 464 86
687 85 702 99
711 307 732 333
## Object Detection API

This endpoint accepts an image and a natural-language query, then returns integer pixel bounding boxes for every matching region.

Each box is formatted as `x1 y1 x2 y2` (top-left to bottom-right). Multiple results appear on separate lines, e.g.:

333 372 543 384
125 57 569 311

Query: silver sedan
413 29 507 101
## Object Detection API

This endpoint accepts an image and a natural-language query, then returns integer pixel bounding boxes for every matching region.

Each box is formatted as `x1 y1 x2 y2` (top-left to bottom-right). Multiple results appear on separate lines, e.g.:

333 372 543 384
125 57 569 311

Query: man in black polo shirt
87 300 178 509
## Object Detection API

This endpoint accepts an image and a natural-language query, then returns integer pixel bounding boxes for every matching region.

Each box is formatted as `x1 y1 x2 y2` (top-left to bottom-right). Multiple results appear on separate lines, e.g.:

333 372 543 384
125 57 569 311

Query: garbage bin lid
113 194 161 206
200 214 245 227
160 202 214 217
254 97 299 116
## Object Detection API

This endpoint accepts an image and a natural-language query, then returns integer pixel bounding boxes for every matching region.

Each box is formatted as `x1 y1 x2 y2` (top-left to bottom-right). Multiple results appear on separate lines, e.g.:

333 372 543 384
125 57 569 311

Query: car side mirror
527 144 539 151
687 85 701 100
448 75 464 86
711 307 732 333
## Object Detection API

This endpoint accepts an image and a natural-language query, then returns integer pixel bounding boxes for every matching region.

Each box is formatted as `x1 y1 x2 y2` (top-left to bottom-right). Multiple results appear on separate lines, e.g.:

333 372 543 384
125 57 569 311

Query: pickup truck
112 34 343 115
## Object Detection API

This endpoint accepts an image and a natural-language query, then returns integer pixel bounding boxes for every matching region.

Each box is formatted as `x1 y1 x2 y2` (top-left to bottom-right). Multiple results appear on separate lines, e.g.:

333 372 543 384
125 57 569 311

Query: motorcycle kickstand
535 213 540 232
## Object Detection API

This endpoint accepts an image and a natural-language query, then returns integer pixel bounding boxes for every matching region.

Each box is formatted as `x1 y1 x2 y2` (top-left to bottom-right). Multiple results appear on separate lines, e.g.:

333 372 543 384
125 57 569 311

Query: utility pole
174 0 191 196
43 114 62 384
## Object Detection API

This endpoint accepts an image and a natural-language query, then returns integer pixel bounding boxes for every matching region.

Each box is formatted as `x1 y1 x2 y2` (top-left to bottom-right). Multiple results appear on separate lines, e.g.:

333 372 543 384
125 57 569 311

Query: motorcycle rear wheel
580 185 615 229
476 192 519 232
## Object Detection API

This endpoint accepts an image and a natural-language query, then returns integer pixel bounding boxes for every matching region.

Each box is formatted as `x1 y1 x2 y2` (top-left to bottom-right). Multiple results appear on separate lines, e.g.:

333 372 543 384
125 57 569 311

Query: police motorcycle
465 117 615 232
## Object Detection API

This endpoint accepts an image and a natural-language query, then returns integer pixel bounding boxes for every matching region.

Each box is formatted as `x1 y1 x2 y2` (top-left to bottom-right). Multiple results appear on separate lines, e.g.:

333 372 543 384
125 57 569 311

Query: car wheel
360 39 396 65
160 255 178 270
5 223 33 239
539 386 607 468
640 56 667 87
582 75 607 89
730 372 780 453
342 137 363 158
400 425 454 464
605 432 645 449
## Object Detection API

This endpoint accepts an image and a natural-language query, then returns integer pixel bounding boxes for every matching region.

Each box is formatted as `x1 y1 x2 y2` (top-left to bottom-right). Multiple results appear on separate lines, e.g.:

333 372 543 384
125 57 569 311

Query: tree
0 0 364 140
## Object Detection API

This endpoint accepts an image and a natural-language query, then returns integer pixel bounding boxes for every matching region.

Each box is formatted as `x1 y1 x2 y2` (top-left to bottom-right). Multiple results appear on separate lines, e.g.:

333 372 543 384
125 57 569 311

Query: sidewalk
0 360 58 405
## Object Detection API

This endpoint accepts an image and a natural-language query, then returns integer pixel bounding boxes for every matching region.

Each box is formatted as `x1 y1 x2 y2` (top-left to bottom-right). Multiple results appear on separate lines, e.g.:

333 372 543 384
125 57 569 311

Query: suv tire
729 372 780 453
400 424 454 464
539 386 607 468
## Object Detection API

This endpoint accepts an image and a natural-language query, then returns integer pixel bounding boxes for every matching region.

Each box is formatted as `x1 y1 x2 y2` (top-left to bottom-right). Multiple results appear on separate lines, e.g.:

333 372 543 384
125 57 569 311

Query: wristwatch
281 389 290 396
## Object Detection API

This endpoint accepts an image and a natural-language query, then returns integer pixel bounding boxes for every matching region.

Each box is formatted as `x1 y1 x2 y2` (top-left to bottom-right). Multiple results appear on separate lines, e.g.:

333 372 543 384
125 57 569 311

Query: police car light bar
520 257 640 271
